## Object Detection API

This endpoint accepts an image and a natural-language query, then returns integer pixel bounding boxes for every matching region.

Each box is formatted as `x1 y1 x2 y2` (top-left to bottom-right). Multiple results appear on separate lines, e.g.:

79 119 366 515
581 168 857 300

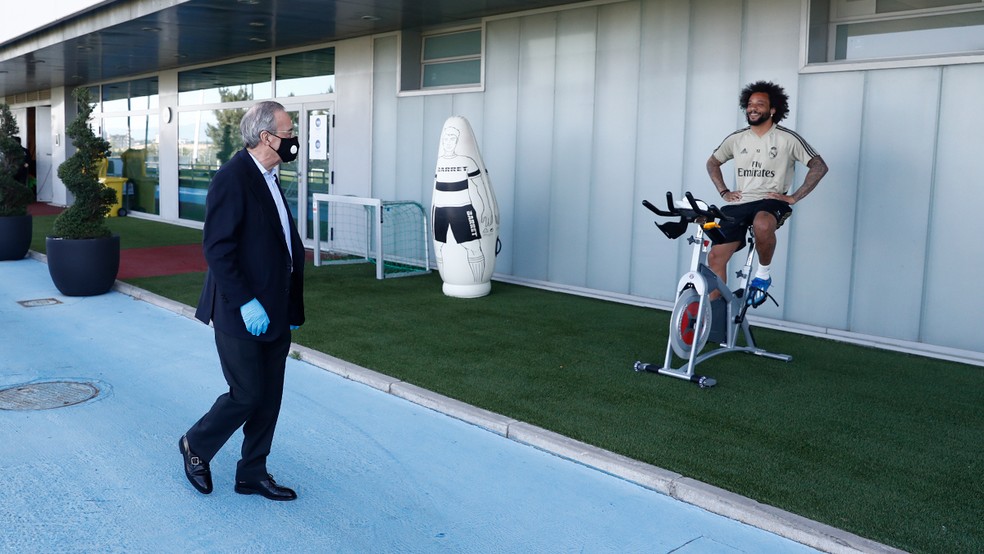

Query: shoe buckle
191 456 201 466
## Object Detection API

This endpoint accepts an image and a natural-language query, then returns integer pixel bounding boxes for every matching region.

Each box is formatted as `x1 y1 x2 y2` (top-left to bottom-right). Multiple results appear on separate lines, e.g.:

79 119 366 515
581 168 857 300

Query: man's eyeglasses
269 127 297 139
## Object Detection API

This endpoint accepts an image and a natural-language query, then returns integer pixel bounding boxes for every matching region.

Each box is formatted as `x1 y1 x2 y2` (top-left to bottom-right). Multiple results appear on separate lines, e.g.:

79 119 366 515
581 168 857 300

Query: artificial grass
30 214 202 253
31 211 979 551
126 261 984 554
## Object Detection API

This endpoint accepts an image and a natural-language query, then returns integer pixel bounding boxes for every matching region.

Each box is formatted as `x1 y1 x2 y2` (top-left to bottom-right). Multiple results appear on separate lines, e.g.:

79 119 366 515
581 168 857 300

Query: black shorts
717 199 792 250
433 205 482 244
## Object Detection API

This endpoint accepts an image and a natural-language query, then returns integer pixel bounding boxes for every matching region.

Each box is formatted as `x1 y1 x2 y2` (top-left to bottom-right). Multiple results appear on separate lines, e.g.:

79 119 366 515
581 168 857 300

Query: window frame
420 28 483 89
802 0 984 72
398 23 486 96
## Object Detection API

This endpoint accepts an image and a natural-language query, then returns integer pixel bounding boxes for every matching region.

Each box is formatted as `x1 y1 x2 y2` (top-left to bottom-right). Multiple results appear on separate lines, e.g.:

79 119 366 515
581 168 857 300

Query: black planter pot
46 235 121 296
0 214 32 261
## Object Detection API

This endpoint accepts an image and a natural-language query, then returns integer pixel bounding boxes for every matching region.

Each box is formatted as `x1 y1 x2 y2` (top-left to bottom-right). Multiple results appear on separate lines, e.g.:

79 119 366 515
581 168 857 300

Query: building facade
4 0 982 363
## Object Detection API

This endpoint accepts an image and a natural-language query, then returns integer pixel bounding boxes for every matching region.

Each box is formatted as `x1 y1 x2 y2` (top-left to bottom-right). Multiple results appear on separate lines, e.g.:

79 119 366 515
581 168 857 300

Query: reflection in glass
276 47 336 97
278 110 301 223
178 58 272 105
421 30 482 88
102 77 159 112
835 11 984 60
178 108 242 221
101 114 160 215
305 109 331 241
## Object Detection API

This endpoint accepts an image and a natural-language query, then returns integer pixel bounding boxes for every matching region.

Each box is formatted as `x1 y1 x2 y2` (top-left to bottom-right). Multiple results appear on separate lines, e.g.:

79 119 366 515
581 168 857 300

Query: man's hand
722 190 742 203
240 298 270 336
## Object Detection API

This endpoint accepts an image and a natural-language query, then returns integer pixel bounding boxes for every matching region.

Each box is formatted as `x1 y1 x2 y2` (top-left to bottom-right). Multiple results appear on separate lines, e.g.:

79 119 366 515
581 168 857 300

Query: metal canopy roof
0 0 583 98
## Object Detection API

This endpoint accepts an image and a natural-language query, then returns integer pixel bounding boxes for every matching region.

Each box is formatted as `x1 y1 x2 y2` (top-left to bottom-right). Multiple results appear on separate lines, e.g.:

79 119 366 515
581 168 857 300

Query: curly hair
739 81 789 124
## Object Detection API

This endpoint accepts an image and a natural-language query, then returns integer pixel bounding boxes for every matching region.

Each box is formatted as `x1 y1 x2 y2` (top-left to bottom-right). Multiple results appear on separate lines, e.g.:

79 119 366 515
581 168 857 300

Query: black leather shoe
179 435 212 494
235 474 297 501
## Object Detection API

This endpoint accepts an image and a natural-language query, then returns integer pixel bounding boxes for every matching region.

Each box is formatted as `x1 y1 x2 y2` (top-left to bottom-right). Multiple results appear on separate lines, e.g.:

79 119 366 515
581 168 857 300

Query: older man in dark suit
180 101 305 501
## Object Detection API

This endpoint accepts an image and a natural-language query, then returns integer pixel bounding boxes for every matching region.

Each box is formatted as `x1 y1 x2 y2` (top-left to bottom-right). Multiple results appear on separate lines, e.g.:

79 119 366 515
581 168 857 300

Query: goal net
311 194 431 279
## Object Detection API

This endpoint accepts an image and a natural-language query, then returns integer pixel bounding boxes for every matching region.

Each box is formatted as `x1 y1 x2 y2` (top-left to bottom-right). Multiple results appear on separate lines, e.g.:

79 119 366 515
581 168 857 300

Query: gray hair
240 100 286 148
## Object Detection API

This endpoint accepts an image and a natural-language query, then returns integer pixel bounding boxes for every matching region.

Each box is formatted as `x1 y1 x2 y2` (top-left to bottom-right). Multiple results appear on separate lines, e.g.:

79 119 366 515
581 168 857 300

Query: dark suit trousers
185 328 291 482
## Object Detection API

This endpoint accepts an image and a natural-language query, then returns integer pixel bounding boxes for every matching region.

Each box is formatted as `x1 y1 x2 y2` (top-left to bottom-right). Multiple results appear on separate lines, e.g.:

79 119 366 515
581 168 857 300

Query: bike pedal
747 289 778 308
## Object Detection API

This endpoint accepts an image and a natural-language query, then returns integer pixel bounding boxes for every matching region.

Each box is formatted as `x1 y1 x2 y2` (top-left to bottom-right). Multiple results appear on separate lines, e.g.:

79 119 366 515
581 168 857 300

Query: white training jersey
712 124 819 204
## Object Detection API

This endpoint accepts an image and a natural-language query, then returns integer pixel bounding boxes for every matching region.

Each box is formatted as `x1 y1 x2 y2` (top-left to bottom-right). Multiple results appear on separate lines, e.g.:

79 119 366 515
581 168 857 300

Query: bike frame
634 192 791 388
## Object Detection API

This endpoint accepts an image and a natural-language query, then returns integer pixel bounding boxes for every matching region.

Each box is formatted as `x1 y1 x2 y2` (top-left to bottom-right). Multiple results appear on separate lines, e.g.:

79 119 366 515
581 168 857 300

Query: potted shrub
0 103 34 261
46 87 120 296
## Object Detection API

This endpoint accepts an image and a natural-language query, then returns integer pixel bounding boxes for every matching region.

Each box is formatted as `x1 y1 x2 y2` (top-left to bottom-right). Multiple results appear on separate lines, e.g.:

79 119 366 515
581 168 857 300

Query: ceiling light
361 15 381 21
249 37 267 43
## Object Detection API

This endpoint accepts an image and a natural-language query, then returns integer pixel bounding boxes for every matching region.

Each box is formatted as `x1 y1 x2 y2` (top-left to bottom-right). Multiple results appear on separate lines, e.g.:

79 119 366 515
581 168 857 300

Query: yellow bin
101 177 128 217
98 158 128 218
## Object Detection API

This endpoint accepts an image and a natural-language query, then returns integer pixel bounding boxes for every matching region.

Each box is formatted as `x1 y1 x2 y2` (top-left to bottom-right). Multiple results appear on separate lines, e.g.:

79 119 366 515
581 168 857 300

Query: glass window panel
84 85 101 115
305 109 331 241
876 0 979 13
178 58 272 105
278 110 301 222
423 30 481 60
101 114 159 215
102 78 159 112
177 108 248 221
835 11 984 59
422 60 481 88
276 47 336 97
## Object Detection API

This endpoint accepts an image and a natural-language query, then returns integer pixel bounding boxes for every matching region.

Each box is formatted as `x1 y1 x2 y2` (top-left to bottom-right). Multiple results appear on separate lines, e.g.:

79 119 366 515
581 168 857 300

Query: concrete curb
97 270 902 554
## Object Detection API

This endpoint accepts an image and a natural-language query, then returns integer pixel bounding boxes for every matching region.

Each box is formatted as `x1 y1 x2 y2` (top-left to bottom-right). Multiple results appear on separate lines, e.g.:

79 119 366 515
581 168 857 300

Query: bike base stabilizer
633 361 717 388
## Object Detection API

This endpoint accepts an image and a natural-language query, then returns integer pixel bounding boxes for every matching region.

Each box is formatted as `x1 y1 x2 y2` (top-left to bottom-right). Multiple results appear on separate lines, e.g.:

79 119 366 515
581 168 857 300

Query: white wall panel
630 0 691 300
547 7 597 288
586 2 642 293
450 93 485 130
372 35 399 202
483 19 522 276
395 95 425 205
358 0 983 359
682 1 744 291
513 13 559 281
850 68 940 341
737 0 804 315
334 37 373 198
422 94 455 200
739 0 801 83
785 71 863 330
921 64 984 351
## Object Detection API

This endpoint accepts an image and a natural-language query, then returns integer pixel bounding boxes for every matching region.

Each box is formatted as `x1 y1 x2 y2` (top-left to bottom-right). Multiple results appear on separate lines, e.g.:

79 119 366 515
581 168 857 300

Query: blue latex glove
240 298 270 336
290 325 300 331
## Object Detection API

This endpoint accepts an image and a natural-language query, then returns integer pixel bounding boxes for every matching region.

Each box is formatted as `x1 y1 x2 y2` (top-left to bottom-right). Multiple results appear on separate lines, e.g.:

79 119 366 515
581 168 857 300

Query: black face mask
270 135 299 163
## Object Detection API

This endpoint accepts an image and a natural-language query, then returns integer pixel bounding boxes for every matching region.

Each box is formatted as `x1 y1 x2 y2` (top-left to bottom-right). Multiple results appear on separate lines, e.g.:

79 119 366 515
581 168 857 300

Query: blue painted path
0 257 824 553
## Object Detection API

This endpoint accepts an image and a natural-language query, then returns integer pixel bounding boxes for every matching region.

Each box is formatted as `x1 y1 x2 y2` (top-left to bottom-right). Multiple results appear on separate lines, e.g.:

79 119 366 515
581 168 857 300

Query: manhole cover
17 298 62 308
0 381 101 411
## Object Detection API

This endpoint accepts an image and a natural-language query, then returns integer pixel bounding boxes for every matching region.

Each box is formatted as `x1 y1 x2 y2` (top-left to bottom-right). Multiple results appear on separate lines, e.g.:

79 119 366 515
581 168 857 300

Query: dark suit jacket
195 148 305 341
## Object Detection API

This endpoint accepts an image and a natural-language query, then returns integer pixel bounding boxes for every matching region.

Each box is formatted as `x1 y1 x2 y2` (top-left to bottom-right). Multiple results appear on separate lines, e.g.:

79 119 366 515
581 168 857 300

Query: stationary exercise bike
633 192 791 388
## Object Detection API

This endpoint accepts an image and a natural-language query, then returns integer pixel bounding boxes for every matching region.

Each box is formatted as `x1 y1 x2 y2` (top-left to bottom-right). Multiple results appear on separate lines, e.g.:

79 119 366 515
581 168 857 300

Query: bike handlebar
641 191 733 242
642 191 731 222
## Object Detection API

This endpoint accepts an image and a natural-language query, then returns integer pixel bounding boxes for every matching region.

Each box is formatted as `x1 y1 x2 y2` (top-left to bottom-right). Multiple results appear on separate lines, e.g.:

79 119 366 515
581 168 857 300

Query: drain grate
0 381 101 411
17 298 62 308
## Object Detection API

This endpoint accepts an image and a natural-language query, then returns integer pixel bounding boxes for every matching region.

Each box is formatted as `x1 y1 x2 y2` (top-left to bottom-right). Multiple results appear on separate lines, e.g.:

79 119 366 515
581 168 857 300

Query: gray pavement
0 255 900 553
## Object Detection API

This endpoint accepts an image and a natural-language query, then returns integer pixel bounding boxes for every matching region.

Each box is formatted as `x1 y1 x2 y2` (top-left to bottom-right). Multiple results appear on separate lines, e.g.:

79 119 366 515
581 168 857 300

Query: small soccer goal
311 193 431 279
